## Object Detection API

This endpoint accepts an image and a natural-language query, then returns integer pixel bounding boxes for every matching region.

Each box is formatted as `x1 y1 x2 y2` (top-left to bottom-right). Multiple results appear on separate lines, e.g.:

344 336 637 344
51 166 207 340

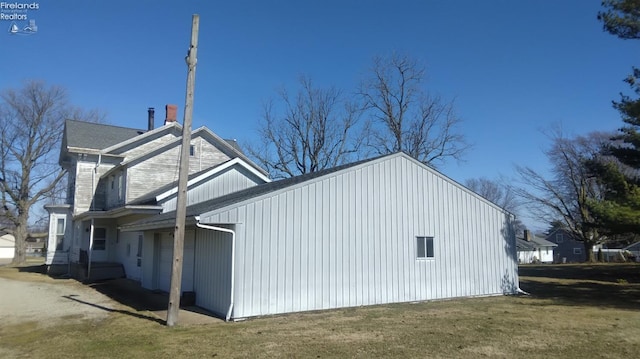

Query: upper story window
556 233 564 243
190 144 195 156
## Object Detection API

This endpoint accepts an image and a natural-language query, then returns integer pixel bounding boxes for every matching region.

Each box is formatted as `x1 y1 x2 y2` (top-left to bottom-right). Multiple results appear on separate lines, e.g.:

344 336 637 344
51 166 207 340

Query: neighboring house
120 152 519 321
517 230 556 264
44 106 269 281
0 232 15 260
593 241 640 262
624 242 640 262
545 229 586 263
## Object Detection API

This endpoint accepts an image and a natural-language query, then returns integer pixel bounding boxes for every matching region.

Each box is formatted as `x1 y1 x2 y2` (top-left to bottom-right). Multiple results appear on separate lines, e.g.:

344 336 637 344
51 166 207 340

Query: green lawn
1 263 639 358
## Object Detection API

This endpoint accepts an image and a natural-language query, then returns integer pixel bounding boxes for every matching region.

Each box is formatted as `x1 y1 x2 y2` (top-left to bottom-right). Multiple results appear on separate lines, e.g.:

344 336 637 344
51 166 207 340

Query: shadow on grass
519 264 640 311
519 263 640 283
62 294 166 325
86 278 219 323
88 279 169 312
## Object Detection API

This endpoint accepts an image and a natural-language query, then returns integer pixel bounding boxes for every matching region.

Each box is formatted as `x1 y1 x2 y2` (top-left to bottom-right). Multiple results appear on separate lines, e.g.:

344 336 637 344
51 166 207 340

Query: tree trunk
584 241 595 263
11 221 28 265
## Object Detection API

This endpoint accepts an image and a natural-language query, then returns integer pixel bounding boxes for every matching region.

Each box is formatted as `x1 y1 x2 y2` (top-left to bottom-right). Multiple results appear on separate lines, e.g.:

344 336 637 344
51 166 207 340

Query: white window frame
416 236 434 259
55 217 65 251
573 247 582 255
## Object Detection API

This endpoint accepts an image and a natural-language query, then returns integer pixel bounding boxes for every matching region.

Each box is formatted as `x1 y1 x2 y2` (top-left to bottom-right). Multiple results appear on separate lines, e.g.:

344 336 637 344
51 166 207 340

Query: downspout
195 216 235 322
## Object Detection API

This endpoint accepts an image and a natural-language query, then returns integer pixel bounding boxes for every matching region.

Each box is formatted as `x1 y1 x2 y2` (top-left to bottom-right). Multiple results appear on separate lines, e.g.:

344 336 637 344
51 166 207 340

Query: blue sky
1 0 637 229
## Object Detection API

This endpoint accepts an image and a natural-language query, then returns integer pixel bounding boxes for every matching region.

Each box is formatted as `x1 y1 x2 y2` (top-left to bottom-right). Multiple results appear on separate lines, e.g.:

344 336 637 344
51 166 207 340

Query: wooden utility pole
166 14 199 327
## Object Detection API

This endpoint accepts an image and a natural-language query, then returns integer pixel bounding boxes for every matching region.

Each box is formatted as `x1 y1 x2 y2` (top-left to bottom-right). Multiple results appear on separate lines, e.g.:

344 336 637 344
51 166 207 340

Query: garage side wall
203 155 518 319
193 228 233 318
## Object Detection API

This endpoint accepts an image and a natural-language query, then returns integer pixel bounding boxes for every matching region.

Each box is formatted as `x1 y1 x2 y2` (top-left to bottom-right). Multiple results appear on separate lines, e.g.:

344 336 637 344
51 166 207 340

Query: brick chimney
147 107 155 131
524 229 531 241
165 104 178 124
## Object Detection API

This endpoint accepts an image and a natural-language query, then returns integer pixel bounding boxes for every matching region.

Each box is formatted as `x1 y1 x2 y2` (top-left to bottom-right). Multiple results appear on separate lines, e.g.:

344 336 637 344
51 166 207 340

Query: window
189 144 195 156
416 236 434 259
573 248 582 255
556 233 564 243
93 227 106 251
55 217 65 250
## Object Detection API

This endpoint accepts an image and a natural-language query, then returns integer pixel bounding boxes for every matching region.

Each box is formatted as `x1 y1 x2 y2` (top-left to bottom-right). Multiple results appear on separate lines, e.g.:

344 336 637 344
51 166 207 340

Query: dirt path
0 277 116 327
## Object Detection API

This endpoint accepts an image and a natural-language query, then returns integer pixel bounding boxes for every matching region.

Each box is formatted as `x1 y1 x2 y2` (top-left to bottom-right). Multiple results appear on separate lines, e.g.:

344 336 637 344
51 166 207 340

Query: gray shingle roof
65 120 146 150
516 238 537 251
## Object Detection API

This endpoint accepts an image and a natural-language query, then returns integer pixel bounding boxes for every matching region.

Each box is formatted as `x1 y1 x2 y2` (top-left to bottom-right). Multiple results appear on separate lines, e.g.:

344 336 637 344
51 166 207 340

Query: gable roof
63 120 268 177
129 157 271 206
121 152 511 232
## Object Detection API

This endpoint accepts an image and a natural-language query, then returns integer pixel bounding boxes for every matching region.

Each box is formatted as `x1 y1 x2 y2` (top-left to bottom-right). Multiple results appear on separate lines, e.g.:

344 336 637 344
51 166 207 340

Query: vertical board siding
194 228 232 318
201 154 517 319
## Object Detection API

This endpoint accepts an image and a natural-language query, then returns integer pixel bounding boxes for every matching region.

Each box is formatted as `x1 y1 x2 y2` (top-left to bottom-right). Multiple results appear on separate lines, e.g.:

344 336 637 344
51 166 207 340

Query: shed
123 152 519 320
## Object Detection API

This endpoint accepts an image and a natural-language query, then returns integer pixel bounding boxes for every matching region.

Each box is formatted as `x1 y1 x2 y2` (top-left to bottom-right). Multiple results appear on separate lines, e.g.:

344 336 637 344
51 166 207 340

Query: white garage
127 152 519 320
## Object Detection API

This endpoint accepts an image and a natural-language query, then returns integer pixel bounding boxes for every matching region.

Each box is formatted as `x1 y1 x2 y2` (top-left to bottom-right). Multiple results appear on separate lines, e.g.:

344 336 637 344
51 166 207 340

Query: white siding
201 154 518 319
193 228 233 318
115 231 143 281
162 166 264 212
141 231 195 293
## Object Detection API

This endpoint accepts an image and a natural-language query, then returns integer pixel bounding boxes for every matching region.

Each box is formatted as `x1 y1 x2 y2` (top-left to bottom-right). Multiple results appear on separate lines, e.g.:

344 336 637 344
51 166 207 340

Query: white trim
100 122 181 154
156 157 271 202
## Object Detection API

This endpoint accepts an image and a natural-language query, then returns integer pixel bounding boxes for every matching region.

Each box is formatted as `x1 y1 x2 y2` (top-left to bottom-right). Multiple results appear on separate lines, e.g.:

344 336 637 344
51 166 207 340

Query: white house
0 232 15 260
121 152 519 320
44 106 269 280
517 230 556 264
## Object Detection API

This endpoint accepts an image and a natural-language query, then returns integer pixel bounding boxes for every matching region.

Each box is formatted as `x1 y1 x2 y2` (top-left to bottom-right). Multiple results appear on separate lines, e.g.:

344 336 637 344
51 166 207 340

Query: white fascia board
156 157 271 202
100 122 181 154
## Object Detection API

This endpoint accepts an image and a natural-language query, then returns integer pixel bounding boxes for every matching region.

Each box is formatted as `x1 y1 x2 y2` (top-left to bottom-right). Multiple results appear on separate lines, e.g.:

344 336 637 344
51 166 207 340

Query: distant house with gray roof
516 230 556 264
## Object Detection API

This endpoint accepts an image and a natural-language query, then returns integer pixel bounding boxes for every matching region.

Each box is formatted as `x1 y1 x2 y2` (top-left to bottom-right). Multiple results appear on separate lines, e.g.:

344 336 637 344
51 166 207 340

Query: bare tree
0 81 104 265
465 177 519 212
359 53 469 166
466 177 526 235
248 76 363 178
512 129 611 261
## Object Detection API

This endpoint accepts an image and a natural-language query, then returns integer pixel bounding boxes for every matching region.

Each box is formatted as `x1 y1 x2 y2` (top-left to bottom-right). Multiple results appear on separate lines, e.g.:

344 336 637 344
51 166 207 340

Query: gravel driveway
0 276 116 327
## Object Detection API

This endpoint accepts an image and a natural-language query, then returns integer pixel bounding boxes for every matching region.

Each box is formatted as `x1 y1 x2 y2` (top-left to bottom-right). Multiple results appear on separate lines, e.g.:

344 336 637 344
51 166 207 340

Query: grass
1 263 640 358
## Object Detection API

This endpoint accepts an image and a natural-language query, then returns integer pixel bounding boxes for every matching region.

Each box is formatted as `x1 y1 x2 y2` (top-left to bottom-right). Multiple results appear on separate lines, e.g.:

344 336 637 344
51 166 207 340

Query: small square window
573 248 582 255
416 236 434 259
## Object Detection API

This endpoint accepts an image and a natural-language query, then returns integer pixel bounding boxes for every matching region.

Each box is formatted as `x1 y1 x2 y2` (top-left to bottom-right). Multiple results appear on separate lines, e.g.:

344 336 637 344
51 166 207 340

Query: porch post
88 218 95 279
